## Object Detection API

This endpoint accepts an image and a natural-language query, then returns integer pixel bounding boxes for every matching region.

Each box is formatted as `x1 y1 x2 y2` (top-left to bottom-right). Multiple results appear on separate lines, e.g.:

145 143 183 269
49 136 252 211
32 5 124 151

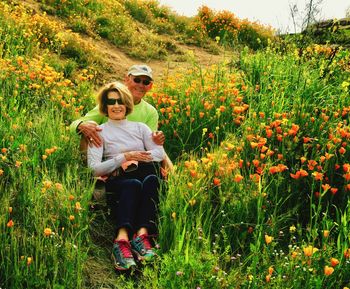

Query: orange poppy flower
339 147 346 154
308 160 317 170
344 248 350 259
233 174 244 183
312 172 324 181
266 129 273 138
252 159 260 167
290 171 300 179
330 188 338 195
321 184 331 192
324 265 334 276
300 169 308 177
330 257 340 267
213 178 221 186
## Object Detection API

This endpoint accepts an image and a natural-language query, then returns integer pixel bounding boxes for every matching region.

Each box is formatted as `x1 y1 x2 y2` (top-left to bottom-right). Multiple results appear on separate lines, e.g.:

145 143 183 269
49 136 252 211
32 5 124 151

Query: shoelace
116 240 133 258
137 234 152 250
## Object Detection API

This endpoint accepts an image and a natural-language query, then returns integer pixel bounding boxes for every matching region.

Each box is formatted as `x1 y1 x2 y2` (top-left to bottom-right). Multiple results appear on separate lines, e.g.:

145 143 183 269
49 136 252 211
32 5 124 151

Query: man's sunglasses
106 98 124 105
133 77 152 86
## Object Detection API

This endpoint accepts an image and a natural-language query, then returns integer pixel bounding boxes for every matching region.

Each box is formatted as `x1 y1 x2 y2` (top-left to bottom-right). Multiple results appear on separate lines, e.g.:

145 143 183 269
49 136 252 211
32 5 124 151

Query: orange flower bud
7 219 14 228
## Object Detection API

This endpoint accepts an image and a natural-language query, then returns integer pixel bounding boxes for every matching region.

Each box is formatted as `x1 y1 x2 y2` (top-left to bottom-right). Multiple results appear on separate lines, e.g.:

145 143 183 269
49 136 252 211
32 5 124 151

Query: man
70 64 173 172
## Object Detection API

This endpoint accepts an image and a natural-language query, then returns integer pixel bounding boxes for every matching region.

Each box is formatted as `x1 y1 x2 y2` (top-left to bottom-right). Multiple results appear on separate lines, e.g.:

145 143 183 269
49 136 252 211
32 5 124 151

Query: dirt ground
90 36 234 82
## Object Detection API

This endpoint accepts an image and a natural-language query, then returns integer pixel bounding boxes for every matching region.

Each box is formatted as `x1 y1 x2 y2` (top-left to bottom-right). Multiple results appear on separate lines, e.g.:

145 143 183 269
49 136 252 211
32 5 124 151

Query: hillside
16 0 236 83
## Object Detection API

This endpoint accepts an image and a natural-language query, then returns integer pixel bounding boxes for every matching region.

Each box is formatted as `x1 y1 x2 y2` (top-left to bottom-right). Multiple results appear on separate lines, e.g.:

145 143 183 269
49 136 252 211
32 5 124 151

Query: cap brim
129 72 153 80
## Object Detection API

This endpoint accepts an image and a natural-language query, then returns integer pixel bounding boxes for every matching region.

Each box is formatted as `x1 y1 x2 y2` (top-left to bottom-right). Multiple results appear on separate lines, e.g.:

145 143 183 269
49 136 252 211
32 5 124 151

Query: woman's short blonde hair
97 81 134 117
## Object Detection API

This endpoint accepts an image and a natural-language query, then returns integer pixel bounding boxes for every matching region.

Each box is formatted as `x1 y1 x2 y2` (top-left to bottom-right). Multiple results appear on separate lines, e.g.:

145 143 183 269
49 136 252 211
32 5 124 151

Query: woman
88 81 165 271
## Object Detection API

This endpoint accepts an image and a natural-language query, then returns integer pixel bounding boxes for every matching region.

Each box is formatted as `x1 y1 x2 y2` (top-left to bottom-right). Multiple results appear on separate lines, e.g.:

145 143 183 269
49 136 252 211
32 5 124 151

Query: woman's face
106 91 126 120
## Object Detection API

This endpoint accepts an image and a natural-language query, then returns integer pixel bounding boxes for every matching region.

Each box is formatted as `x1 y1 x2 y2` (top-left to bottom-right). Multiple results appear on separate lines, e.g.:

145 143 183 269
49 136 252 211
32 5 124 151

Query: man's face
125 75 153 104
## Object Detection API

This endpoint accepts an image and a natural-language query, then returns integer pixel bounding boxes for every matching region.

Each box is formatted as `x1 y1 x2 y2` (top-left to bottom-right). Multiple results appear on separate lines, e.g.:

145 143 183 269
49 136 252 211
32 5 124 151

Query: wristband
76 121 83 135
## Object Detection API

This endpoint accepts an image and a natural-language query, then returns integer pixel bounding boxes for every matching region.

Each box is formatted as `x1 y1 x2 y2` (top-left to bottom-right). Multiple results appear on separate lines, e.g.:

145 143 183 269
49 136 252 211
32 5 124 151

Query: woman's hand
78 122 103 147
124 151 152 162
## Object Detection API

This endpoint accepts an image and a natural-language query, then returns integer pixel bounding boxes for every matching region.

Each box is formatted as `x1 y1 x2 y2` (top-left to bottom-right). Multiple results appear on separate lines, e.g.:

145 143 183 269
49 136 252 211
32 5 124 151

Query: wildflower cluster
195 5 275 49
150 65 249 159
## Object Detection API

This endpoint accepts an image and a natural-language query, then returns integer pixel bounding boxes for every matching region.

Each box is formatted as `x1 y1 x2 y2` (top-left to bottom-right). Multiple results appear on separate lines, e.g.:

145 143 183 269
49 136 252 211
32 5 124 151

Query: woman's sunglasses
106 98 124 105
133 77 152 86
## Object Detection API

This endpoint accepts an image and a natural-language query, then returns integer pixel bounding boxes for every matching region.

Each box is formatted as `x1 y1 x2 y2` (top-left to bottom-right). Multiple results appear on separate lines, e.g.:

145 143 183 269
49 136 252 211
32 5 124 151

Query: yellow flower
43 180 52 189
265 234 273 245
69 215 75 221
27 257 32 266
189 199 196 206
289 225 296 233
75 202 82 211
55 183 63 191
341 81 349 91
171 212 176 219
44 228 52 237
303 245 318 257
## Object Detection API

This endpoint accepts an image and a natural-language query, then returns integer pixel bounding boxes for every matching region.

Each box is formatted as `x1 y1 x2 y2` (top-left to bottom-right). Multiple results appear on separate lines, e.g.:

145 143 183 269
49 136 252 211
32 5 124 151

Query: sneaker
112 239 136 271
131 234 157 261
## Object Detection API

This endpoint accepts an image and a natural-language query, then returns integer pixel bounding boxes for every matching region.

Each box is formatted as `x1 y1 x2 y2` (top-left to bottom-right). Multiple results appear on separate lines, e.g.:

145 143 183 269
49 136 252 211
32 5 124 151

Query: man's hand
152 131 165 145
78 122 103 147
124 151 153 162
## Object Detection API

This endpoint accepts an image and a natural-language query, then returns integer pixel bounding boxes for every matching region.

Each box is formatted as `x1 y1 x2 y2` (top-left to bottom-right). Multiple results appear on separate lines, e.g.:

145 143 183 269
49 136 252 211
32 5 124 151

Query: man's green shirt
70 99 159 133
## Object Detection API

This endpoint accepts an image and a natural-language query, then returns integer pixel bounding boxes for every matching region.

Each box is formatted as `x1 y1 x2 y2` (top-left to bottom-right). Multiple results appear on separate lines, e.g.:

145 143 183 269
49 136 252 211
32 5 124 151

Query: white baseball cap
127 64 153 80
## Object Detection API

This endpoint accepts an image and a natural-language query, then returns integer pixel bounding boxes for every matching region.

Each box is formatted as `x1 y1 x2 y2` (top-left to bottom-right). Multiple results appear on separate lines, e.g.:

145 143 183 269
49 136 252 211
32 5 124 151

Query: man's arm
70 105 106 147
69 105 105 134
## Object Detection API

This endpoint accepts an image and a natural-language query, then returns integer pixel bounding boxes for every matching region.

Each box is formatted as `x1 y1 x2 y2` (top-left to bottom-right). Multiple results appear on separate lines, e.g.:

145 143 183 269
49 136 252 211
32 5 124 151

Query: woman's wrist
124 152 130 161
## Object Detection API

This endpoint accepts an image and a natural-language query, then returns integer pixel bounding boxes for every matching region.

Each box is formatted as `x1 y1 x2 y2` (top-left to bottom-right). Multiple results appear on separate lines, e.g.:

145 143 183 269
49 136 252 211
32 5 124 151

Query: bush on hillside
196 5 275 50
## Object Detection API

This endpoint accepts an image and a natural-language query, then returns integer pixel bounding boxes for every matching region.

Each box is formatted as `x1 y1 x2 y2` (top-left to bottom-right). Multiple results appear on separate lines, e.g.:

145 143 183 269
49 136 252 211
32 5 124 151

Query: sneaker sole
131 249 157 262
111 253 136 271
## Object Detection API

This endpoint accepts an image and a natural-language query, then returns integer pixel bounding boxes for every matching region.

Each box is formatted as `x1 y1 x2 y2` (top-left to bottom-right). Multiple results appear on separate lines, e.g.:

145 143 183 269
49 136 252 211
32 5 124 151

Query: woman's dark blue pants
105 174 160 238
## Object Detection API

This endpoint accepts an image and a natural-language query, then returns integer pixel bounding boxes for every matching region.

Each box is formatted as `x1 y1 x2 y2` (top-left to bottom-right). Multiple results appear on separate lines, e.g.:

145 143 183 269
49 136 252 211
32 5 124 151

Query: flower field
1 0 350 288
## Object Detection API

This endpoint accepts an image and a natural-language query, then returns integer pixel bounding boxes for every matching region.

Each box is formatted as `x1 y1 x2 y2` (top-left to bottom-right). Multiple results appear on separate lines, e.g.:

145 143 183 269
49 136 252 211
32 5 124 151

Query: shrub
196 5 275 49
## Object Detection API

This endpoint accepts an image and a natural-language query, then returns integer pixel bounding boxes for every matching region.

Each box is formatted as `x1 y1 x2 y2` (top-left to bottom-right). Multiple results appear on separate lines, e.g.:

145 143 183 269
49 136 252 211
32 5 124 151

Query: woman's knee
143 175 159 186
142 175 160 195
124 178 143 188
107 178 143 196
